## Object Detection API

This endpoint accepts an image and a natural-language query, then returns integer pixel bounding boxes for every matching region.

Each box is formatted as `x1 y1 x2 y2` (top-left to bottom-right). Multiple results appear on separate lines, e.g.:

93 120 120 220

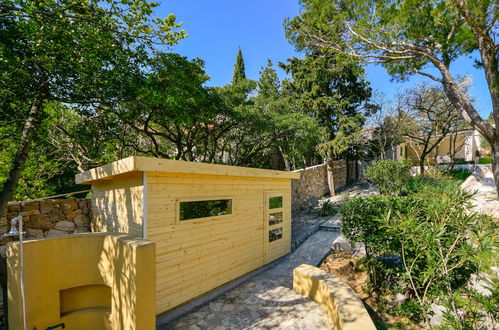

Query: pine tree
231 47 246 84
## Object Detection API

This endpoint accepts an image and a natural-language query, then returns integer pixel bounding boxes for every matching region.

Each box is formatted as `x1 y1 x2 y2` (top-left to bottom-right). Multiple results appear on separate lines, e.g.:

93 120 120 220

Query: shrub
317 199 337 217
479 156 492 164
365 160 411 195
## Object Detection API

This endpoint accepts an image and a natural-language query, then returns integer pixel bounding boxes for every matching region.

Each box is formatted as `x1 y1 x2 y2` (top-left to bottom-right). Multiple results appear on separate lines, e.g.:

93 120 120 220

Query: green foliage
365 160 411 195
232 48 247 85
341 172 496 326
280 53 376 160
317 199 337 217
479 157 492 164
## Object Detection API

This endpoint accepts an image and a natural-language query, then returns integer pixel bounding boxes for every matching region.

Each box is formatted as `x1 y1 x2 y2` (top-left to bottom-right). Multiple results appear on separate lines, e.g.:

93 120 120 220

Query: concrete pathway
160 230 340 330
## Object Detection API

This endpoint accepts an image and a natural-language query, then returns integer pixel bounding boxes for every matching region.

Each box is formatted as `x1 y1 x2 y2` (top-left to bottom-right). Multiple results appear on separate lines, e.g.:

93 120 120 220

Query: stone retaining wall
292 161 350 211
1 198 92 240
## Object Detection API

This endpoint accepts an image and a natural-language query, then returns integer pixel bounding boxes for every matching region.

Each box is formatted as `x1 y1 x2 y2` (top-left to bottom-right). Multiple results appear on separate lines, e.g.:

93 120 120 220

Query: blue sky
158 0 492 118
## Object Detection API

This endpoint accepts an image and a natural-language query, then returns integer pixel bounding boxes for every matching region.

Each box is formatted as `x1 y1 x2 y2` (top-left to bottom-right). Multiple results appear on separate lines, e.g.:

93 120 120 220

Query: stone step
319 214 342 232
319 223 341 232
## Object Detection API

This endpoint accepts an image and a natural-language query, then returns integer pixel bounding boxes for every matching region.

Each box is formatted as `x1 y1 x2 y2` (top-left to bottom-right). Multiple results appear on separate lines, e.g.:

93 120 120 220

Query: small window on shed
269 196 283 209
179 199 232 221
269 228 283 242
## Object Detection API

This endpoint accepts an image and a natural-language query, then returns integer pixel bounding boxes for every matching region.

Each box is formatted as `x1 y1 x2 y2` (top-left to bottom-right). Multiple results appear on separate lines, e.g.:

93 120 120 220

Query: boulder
75 226 90 233
7 202 21 213
62 199 78 214
28 214 53 231
54 221 76 232
66 209 82 219
45 229 68 238
21 201 39 212
73 214 90 227
26 228 44 239
40 200 53 214
50 208 66 223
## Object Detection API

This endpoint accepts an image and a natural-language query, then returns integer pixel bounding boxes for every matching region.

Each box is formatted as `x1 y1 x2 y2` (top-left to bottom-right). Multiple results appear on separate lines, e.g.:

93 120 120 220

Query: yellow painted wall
145 172 292 314
405 136 467 163
92 174 144 237
7 234 156 330
293 264 376 330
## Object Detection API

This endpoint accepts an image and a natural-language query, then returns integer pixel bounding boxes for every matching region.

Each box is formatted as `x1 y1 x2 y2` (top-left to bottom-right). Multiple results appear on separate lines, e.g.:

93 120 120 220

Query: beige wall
293 264 376 330
144 172 292 314
7 234 156 330
405 136 467 164
92 174 144 237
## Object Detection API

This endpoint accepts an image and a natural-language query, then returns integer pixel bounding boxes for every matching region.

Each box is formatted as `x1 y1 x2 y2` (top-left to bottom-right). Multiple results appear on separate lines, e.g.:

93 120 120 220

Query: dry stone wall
292 161 350 211
0 198 92 240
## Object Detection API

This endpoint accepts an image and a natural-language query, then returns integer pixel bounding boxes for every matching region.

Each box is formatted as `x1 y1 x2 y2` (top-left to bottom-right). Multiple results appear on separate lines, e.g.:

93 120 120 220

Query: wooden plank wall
91 174 144 237
145 172 291 314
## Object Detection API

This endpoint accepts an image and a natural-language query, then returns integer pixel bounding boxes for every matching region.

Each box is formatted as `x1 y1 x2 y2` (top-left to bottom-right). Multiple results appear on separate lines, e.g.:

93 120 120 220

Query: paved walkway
160 230 340 330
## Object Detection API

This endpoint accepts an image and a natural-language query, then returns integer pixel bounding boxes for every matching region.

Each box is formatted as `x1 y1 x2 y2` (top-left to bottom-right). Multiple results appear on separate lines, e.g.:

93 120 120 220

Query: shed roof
76 156 301 184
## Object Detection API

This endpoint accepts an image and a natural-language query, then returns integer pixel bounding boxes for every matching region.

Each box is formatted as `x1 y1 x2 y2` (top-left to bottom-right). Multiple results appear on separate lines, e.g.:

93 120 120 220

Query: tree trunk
419 157 425 175
0 89 46 216
327 159 336 197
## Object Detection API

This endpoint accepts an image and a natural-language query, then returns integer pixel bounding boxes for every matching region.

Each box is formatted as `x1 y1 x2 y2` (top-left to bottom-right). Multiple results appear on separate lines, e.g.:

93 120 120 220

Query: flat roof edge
76 156 301 184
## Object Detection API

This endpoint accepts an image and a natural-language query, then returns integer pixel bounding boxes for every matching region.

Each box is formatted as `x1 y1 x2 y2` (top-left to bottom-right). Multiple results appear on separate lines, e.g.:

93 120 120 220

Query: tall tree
281 53 375 193
232 47 247 84
0 0 186 215
285 0 499 192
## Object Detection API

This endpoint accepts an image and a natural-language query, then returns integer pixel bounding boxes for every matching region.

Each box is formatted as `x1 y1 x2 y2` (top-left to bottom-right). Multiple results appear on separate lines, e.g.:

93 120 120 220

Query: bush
317 199 337 217
479 156 492 164
365 160 411 196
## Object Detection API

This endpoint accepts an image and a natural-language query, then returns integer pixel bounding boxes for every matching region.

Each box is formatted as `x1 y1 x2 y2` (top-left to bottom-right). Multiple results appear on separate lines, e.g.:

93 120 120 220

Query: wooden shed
76 156 300 314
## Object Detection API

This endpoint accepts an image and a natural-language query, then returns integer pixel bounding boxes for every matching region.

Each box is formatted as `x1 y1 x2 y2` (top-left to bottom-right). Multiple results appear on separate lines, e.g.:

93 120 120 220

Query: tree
232 47 247 85
280 53 375 194
0 0 186 215
285 0 499 192
109 53 229 162
402 84 463 173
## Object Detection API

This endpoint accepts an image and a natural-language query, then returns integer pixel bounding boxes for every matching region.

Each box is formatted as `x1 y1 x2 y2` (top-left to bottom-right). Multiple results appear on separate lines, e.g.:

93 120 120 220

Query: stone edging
293 264 376 330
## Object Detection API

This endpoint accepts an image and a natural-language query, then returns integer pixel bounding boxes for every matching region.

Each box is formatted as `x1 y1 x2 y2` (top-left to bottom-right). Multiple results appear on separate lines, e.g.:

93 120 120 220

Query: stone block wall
292 164 329 211
292 161 351 211
0 198 92 240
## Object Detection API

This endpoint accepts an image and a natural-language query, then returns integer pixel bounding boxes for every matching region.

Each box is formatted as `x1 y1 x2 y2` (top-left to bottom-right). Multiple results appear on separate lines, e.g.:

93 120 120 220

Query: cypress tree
231 47 246 84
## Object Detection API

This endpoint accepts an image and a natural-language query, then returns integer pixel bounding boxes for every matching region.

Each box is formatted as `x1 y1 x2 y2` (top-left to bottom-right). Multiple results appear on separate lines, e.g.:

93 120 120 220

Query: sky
158 0 492 119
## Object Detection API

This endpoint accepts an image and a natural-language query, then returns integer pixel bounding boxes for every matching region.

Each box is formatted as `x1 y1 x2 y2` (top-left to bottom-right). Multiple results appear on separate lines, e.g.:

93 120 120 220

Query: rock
28 214 53 230
45 229 69 238
50 208 66 223
66 209 82 219
26 228 44 239
468 273 493 297
21 201 39 212
75 226 89 233
54 221 76 232
19 209 40 217
40 200 53 214
62 199 78 215
7 202 21 212
394 293 409 306
429 303 448 327
73 214 90 227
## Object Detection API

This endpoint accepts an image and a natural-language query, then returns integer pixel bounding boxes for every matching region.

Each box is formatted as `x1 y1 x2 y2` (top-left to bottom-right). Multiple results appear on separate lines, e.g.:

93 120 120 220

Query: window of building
179 199 232 221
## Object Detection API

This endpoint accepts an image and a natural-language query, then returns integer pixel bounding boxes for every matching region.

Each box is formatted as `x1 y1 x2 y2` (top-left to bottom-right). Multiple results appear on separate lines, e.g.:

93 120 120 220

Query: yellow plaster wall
7 233 155 330
91 174 144 237
145 172 292 314
293 264 376 330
